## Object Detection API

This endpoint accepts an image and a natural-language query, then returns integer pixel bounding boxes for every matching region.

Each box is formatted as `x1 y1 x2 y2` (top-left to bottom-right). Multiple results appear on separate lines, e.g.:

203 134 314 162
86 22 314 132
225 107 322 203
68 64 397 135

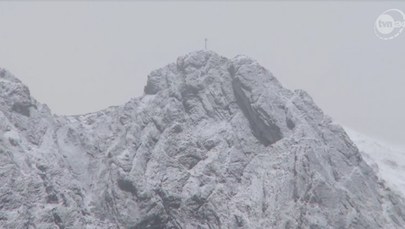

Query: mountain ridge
1 50 405 228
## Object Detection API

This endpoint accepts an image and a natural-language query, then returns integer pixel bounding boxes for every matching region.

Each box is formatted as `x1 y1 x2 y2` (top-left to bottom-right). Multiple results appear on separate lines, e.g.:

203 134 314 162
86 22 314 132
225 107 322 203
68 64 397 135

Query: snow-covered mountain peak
0 68 21 83
144 50 281 97
0 68 38 119
1 52 405 228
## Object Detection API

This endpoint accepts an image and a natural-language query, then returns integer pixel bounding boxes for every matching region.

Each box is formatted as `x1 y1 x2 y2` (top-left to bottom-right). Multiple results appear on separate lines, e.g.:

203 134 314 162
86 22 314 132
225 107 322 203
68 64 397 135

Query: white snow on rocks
0 51 405 228
345 127 405 197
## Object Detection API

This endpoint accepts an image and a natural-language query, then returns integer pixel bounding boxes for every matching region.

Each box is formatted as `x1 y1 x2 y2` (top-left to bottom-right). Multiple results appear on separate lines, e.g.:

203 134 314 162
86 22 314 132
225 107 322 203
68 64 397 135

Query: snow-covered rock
0 52 405 228
346 128 405 198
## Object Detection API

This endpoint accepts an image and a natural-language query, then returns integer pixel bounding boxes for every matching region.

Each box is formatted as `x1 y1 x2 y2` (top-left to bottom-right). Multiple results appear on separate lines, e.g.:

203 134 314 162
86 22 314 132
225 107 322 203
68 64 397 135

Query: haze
0 1 404 146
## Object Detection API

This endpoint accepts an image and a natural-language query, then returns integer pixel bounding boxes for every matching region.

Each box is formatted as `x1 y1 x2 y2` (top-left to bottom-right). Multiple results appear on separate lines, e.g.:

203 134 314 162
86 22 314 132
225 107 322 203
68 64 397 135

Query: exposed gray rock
0 51 404 228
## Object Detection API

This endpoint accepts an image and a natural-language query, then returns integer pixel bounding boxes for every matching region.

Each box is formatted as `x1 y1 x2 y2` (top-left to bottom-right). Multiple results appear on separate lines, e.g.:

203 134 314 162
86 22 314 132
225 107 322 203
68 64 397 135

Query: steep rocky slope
1 51 404 228
345 128 405 198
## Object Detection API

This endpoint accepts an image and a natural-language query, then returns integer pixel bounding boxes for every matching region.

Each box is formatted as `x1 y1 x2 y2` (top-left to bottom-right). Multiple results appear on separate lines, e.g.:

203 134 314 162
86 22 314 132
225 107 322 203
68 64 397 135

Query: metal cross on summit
204 38 208 50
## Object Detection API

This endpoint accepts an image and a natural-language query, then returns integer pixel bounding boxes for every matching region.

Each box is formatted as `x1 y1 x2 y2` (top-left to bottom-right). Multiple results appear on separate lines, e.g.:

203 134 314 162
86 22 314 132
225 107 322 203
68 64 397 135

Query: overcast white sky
0 1 404 146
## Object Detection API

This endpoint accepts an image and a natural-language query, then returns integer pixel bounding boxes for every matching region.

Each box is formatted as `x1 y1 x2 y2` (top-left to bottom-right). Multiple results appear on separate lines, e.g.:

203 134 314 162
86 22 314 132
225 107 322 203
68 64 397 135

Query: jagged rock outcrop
1 51 405 229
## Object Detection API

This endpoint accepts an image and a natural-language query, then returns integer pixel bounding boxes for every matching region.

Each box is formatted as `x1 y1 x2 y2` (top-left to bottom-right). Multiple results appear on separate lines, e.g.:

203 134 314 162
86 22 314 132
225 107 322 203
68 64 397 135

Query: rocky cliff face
1 51 404 229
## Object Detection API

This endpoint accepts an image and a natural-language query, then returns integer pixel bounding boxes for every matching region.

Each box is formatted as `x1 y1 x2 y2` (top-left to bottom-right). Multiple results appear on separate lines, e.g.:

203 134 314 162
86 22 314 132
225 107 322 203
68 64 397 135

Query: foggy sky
0 1 404 146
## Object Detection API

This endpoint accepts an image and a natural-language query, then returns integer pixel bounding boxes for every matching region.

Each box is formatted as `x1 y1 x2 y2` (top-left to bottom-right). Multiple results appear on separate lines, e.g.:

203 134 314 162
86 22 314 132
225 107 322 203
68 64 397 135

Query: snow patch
345 127 405 197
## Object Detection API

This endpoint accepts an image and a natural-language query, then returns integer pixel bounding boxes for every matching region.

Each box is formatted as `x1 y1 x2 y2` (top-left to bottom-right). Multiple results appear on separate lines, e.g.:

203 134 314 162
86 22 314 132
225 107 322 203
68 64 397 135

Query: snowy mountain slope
345 128 405 198
1 51 405 228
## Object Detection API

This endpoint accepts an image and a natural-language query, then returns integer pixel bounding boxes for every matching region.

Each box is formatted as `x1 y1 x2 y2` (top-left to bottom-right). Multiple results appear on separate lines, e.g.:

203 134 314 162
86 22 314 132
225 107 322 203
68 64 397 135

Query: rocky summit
0 51 404 228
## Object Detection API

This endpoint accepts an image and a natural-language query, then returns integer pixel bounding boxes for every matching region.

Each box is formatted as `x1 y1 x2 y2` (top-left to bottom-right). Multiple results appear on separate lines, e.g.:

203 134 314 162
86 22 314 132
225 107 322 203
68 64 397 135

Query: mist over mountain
345 128 405 198
0 51 404 228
